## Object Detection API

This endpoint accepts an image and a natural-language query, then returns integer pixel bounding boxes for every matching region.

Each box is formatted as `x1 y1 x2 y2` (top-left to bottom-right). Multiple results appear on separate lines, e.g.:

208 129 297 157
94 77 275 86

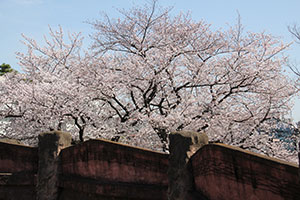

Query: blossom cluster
0 1 297 162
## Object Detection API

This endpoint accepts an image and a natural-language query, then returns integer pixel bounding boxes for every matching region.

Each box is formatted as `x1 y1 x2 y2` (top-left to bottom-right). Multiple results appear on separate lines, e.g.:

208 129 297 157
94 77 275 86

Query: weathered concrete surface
1 132 300 200
59 177 167 200
0 185 36 200
298 142 300 181
192 143 300 200
59 139 169 200
167 131 208 200
0 141 38 200
0 141 38 173
36 131 71 200
0 138 23 145
0 172 36 200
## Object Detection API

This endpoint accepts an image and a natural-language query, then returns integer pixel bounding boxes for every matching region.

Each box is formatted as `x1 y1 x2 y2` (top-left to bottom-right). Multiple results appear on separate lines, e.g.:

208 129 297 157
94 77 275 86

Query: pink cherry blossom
0 1 297 163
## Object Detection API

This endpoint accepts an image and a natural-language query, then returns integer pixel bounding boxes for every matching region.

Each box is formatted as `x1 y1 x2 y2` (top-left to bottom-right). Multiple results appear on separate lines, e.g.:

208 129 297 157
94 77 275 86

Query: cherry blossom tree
0 27 110 144
88 1 296 159
0 1 297 162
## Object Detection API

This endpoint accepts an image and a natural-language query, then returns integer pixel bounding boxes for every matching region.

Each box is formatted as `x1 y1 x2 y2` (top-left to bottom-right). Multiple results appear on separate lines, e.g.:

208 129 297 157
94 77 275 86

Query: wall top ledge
200 143 298 168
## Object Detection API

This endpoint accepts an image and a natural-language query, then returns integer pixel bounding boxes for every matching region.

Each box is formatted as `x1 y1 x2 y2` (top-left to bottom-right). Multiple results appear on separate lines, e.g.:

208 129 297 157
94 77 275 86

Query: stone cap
39 131 72 149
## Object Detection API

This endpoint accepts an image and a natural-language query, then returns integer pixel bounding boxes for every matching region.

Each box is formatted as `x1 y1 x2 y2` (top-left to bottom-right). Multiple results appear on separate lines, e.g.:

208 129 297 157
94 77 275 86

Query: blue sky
1 0 300 121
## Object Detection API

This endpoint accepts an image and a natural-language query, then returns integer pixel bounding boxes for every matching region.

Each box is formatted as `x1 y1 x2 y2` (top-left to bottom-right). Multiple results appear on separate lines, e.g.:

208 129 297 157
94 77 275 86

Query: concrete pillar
167 131 208 200
298 142 300 181
36 131 71 200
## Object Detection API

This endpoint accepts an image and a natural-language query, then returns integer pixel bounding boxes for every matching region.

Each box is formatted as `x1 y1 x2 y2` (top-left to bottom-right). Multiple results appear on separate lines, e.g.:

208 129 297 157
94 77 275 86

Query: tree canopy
0 63 14 76
0 1 297 162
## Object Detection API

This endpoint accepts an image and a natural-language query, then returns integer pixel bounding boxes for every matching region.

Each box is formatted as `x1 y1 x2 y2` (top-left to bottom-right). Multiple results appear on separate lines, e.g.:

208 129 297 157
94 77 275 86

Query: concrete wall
0 141 38 173
0 138 299 200
192 143 300 200
0 141 37 200
59 139 169 200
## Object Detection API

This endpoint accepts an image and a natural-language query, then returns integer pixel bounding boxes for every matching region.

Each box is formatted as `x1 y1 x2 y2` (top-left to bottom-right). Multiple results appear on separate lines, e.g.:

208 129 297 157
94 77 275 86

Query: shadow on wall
0 131 299 200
